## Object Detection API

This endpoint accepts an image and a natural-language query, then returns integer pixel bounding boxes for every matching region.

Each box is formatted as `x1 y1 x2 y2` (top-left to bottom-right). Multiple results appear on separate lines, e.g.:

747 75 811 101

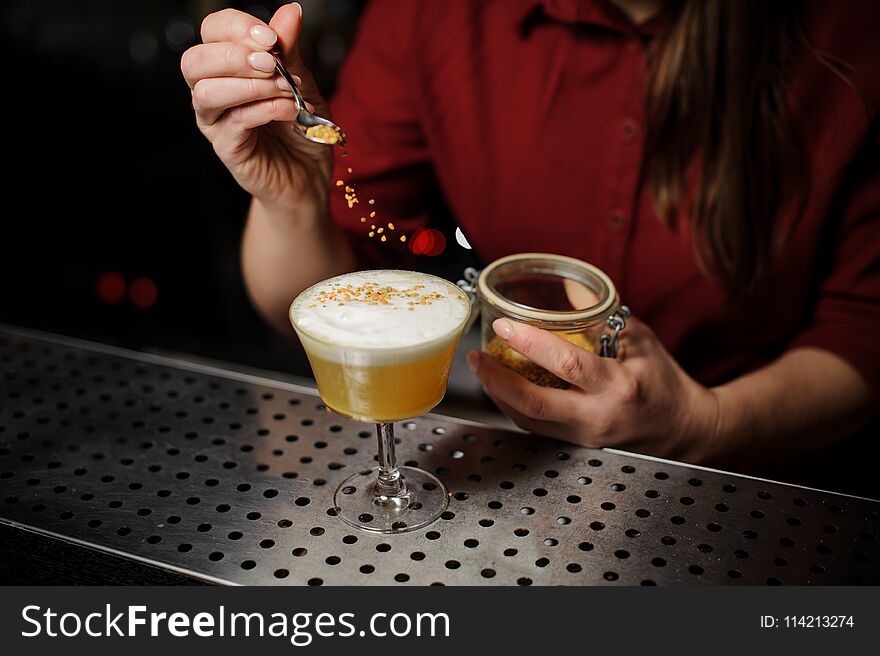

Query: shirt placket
604 38 646 292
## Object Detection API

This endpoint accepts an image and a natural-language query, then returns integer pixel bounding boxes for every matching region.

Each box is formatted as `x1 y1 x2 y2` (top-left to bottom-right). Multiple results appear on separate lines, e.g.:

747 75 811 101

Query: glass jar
459 253 629 389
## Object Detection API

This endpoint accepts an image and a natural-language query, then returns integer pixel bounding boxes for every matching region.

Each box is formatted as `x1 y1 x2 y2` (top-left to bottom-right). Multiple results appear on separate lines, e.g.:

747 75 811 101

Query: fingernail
304 100 316 113
248 51 276 72
466 351 479 373
493 319 513 340
276 76 293 91
292 74 302 86
292 2 303 17
250 24 277 47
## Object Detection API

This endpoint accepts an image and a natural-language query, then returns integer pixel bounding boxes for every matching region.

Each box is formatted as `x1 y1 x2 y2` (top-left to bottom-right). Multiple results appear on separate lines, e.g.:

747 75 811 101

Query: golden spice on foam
311 281 445 308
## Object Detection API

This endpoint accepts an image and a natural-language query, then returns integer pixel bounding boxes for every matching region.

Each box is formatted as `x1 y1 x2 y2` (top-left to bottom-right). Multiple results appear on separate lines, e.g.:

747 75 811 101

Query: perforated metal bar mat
1 327 878 586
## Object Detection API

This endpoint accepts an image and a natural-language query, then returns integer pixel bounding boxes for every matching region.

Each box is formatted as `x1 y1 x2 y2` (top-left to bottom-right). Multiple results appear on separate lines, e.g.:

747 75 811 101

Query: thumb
269 2 304 66
269 2 330 116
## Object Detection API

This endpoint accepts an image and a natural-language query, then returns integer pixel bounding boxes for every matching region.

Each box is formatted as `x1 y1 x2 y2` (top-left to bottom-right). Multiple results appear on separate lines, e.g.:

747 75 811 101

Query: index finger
492 319 616 389
200 7 278 49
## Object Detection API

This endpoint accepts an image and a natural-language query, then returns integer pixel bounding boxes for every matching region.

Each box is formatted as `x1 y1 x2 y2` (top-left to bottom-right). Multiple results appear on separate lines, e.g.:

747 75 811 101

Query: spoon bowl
271 51 346 146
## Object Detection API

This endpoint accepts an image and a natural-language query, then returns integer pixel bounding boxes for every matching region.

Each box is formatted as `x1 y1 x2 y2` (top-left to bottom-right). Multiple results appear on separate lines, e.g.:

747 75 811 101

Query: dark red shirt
328 0 880 399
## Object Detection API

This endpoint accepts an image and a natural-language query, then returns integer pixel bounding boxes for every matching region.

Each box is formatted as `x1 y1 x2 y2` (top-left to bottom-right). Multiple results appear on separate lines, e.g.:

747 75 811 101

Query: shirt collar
511 0 673 38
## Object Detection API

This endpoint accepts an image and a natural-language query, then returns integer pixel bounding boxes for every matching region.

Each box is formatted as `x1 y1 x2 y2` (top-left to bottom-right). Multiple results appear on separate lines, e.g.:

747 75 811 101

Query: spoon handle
270 50 306 114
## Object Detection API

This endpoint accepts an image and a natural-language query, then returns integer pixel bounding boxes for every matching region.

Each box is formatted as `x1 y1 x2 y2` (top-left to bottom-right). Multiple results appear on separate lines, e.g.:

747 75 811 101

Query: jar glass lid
478 253 617 323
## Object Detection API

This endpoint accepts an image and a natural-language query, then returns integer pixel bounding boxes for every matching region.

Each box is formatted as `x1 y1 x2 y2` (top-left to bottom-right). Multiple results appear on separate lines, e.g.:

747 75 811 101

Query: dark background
1 0 343 373
0 0 478 377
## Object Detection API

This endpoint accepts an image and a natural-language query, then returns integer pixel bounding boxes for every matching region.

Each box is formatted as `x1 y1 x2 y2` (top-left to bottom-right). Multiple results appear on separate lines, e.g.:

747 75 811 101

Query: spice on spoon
305 124 343 144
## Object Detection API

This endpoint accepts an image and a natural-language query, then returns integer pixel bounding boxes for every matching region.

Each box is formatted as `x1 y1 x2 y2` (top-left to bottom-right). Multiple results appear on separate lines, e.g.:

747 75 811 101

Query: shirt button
611 213 626 229
621 120 638 144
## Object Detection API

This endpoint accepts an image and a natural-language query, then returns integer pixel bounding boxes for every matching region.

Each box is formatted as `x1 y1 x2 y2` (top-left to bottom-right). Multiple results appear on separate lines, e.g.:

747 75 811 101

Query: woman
180 0 878 474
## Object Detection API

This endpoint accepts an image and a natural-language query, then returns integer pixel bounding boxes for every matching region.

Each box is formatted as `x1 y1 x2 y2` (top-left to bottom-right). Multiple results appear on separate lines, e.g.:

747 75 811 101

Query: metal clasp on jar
600 306 631 359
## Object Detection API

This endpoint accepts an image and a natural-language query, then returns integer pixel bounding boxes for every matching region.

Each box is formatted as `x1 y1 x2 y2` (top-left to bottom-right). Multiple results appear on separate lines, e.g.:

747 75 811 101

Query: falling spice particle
334 159 409 248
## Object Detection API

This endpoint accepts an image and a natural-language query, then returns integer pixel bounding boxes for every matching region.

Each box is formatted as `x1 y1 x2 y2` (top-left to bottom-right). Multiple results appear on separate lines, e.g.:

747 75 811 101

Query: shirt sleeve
788 130 880 401
326 0 431 268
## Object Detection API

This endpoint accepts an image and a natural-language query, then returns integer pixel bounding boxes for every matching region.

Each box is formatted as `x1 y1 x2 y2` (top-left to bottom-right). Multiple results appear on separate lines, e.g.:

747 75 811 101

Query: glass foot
333 466 449 534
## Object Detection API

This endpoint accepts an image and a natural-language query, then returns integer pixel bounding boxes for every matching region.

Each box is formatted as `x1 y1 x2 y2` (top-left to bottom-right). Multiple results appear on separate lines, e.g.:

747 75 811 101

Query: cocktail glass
289 270 470 533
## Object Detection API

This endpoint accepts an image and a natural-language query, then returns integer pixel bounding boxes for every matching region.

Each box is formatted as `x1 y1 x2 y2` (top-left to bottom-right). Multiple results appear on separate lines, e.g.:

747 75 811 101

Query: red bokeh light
409 228 434 255
97 271 126 305
409 228 446 257
129 277 158 309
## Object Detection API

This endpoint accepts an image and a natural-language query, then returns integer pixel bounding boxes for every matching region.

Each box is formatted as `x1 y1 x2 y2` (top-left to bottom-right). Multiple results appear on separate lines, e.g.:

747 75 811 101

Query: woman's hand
180 4 332 214
467 317 722 463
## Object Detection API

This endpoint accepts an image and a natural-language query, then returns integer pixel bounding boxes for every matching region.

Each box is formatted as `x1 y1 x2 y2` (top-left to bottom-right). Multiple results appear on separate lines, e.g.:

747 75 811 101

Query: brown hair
644 0 806 295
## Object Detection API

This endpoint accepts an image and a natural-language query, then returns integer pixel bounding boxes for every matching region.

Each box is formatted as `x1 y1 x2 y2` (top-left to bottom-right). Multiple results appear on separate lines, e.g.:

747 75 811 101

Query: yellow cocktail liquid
305 341 458 423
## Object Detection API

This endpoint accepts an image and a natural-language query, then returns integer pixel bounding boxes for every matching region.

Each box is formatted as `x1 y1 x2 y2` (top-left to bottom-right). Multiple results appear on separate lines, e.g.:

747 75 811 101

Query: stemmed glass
289 270 471 533
334 422 448 533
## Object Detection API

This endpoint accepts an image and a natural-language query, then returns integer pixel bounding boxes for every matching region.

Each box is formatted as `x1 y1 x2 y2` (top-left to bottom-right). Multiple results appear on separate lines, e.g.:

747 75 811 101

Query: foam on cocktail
290 270 469 365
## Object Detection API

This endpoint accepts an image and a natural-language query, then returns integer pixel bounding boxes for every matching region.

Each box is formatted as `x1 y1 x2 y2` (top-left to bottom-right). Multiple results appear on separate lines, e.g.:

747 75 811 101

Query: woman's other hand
467 317 722 464
180 4 332 214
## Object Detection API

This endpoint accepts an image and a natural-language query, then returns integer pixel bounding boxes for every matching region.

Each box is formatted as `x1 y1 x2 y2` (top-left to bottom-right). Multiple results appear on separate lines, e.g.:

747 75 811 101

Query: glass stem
374 422 406 498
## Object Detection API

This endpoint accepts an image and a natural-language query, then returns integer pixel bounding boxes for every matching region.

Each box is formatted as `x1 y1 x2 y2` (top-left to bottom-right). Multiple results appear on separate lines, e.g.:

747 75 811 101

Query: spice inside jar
486 330 595 388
